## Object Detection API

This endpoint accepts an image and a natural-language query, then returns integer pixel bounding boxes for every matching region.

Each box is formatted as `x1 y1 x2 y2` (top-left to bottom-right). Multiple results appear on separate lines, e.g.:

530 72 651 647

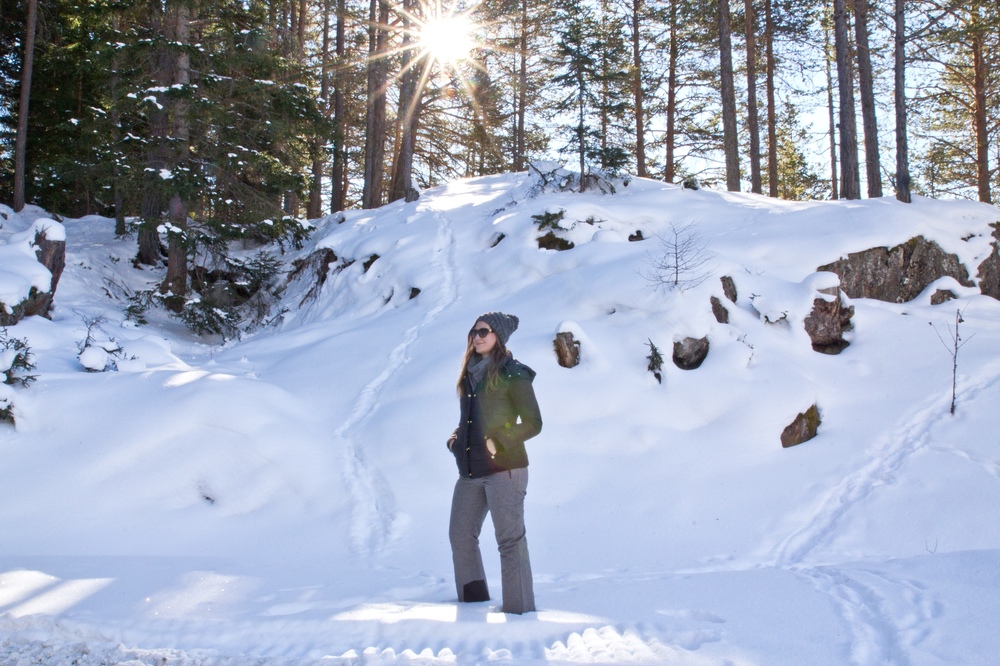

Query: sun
417 13 478 66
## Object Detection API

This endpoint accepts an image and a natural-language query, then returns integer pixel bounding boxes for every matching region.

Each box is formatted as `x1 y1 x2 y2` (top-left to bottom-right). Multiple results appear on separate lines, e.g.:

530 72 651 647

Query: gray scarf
466 354 491 389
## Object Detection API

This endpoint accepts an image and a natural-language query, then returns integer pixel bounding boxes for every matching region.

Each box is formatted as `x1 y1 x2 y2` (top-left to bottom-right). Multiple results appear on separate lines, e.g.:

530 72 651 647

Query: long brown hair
456 328 509 395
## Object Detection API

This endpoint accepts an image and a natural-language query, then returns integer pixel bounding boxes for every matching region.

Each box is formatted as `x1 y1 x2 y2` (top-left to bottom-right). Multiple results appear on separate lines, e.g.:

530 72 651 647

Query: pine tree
718 0 741 191
893 0 911 203
743 0 762 193
591 0 631 175
831 0 860 199
770 102 824 200
549 0 602 188
853 0 881 198
916 0 999 202
362 0 390 208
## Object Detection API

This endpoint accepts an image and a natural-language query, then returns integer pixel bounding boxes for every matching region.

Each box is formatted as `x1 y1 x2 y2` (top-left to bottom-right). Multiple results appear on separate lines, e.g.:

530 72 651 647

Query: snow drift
1 173 999 665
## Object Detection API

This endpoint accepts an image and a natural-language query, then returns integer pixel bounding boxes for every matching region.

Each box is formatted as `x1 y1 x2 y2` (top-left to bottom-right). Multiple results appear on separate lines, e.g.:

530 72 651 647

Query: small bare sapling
644 222 714 291
930 307 975 415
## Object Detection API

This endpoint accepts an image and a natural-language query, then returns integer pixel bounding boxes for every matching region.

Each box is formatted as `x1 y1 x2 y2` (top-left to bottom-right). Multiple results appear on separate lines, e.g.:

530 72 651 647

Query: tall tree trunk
298 0 308 60
331 0 347 212
285 0 307 218
578 68 587 191
138 0 172 266
362 0 389 208
515 0 528 172
825 25 840 199
309 0 332 219
832 0 860 199
853 0 882 197
161 2 191 303
110 10 127 235
972 31 991 204
268 0 278 33
288 0 299 55
665 0 678 183
390 0 423 203
598 0 611 171
764 0 778 196
307 148 324 219
744 0 762 193
893 0 910 203
12 0 38 213
718 0 741 191
631 0 647 178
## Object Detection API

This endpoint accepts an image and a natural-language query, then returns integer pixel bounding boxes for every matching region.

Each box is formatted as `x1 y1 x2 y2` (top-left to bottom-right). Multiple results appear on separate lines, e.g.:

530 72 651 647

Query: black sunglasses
470 327 493 339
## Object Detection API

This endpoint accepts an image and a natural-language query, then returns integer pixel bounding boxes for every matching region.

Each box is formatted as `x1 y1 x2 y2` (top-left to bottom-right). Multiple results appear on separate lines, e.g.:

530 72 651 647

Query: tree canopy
0 0 997 218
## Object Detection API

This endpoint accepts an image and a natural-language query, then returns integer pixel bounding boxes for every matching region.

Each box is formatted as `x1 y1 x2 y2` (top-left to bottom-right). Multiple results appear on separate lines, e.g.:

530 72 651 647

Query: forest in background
0 0 997 309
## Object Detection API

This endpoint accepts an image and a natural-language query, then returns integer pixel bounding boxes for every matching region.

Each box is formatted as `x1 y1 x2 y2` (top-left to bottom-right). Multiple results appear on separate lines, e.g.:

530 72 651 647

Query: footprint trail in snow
337 209 459 556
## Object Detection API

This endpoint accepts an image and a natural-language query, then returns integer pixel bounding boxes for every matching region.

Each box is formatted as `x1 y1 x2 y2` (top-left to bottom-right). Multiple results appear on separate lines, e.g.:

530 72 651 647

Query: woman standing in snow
447 311 542 614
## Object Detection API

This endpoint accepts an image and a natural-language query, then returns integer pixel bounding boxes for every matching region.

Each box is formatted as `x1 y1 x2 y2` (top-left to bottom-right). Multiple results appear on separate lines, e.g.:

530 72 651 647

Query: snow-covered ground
2 171 999 664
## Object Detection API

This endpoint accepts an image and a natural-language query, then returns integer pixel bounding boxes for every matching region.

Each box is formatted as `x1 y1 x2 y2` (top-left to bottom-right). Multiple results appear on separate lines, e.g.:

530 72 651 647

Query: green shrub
646 339 664 384
531 209 566 230
1 328 36 426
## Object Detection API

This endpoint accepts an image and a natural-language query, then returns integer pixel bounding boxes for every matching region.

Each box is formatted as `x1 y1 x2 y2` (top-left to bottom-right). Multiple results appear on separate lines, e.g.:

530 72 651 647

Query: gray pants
449 467 535 614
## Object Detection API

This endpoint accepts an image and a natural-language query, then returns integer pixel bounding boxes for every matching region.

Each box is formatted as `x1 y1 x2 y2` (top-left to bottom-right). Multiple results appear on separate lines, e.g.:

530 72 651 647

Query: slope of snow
1 174 999 664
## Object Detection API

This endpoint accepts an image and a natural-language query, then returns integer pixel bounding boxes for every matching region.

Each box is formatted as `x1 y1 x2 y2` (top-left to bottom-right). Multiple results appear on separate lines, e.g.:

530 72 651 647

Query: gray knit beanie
476 311 519 346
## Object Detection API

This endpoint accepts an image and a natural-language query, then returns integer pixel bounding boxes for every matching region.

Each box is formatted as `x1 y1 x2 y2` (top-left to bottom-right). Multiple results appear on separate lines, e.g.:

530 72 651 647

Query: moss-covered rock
781 404 821 448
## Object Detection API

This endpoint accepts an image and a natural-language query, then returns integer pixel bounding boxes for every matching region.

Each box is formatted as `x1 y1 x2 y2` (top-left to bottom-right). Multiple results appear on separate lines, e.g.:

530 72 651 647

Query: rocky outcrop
0 224 65 325
818 236 973 303
672 336 709 370
24 227 65 319
781 404 821 448
975 223 1000 299
283 248 340 306
803 287 854 354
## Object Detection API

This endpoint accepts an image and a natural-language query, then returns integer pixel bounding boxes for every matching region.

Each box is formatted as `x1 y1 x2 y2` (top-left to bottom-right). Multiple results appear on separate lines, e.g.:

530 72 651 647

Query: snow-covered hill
1 172 999 665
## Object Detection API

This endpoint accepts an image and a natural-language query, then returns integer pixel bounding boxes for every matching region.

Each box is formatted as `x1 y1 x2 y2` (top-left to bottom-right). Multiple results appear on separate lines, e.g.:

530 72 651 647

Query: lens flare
418 13 477 65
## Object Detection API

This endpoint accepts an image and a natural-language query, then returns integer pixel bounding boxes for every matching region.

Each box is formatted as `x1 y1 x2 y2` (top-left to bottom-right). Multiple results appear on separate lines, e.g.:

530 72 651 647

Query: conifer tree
831 0 860 199
718 0 741 191
916 0 999 202
362 0 390 208
592 0 631 175
853 0 881 198
893 0 911 203
549 0 601 188
744 0 762 193
11 0 35 212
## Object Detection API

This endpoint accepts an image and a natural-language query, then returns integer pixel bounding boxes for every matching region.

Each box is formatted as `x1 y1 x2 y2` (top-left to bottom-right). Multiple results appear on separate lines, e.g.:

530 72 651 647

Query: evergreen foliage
531 209 566 230
0 326 35 425
915 0 1000 202
646 338 664 384
0 0 327 223
548 0 602 185
1 326 35 388
0 0 996 317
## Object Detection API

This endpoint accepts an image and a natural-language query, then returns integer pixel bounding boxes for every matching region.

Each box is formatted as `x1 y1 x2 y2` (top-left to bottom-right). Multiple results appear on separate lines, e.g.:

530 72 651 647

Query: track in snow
768 360 1000 569
338 209 459 556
